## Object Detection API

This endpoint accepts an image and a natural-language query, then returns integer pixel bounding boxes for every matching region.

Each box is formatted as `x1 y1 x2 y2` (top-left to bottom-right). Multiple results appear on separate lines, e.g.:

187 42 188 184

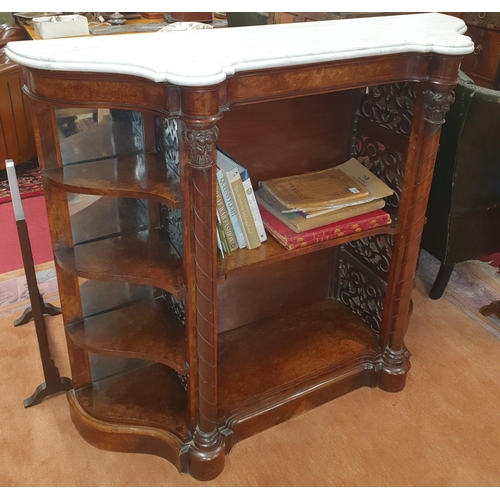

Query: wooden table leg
480 300 500 320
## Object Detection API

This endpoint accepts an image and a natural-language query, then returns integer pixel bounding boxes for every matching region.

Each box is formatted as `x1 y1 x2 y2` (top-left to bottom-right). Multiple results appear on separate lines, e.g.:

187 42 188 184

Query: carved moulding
183 126 219 168
359 82 416 136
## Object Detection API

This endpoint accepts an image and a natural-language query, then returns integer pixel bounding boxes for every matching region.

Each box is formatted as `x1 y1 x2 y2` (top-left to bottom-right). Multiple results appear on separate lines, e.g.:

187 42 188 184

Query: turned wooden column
180 86 225 480
379 67 458 392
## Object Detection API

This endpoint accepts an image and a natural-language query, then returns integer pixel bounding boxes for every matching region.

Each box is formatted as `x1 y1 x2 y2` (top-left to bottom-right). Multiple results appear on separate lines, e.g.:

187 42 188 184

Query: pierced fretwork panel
178 374 188 392
160 204 183 256
156 116 183 255
355 135 404 217
156 117 185 327
162 290 186 327
156 117 180 176
345 234 394 280
338 253 385 334
130 111 145 151
359 82 416 136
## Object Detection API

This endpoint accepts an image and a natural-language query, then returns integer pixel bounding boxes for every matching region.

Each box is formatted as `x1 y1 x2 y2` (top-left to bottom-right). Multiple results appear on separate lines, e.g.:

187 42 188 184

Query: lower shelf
218 298 380 419
67 294 189 374
75 362 190 441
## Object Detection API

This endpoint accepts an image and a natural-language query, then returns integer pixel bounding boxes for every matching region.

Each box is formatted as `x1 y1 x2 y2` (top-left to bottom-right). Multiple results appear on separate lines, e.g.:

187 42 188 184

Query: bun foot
378 346 411 393
188 429 226 481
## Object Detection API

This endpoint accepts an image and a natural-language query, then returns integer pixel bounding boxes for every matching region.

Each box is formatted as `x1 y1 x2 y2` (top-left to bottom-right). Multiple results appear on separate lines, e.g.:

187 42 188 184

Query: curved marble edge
6 13 474 87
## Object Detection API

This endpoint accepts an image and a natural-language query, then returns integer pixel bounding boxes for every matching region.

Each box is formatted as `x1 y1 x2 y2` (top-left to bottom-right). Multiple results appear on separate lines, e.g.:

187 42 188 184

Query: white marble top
6 13 473 87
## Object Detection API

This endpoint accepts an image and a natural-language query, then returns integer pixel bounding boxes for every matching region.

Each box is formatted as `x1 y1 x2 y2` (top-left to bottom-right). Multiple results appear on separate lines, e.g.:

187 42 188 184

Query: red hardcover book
259 206 391 250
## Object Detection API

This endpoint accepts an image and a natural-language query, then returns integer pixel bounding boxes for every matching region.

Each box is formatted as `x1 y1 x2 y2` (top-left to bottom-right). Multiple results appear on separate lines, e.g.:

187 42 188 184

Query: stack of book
255 158 394 250
215 149 267 257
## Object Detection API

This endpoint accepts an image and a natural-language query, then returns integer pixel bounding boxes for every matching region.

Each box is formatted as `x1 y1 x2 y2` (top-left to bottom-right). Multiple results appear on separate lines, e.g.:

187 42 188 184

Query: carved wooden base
66 349 411 480
221 357 381 451
188 429 226 481
378 346 411 392
67 390 189 474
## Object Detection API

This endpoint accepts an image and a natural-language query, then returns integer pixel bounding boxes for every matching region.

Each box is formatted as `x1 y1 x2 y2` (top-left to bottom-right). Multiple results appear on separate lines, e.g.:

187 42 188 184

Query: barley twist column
181 86 225 480
379 83 456 392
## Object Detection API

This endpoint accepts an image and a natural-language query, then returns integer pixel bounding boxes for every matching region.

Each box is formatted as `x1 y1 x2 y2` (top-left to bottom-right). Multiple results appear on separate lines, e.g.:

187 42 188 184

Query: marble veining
6 13 474 86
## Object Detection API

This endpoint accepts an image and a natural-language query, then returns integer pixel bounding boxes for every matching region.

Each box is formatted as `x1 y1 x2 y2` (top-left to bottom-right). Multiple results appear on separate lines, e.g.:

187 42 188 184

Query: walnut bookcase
6 14 473 480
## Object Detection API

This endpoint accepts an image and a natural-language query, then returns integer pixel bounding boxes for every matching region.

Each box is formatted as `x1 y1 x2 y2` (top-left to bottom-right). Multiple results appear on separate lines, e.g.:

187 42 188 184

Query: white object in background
32 14 89 39
158 22 213 32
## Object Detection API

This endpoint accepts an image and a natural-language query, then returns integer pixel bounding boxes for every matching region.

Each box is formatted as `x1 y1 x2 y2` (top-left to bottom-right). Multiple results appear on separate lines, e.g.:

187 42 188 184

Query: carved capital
182 126 219 169
423 89 455 125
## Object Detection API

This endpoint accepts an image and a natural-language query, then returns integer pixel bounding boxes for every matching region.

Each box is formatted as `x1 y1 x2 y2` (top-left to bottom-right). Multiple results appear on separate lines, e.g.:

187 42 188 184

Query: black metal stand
6 160 72 407
14 299 61 327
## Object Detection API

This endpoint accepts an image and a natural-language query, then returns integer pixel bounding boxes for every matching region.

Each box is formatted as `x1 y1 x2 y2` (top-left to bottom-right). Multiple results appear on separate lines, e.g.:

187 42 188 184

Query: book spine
238 167 267 243
216 169 246 249
228 173 261 249
284 214 391 248
216 183 238 252
261 210 391 250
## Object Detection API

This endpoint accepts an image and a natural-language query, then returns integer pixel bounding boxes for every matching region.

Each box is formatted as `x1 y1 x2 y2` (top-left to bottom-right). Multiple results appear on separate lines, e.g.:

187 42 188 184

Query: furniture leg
379 82 456 392
429 261 455 300
479 300 500 320
181 90 226 481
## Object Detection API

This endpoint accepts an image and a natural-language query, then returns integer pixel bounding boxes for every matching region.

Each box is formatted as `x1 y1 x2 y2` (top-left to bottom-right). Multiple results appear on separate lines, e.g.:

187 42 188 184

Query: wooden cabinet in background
460 13 500 89
0 59 36 168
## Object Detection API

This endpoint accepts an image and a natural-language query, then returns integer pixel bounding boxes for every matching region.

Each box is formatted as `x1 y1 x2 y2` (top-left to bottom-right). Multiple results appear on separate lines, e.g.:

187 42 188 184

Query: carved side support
378 83 456 392
180 86 225 481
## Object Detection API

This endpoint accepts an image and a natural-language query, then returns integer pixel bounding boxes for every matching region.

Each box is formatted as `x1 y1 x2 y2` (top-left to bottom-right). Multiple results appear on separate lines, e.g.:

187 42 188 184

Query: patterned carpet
0 160 43 205
0 263 59 320
417 250 500 340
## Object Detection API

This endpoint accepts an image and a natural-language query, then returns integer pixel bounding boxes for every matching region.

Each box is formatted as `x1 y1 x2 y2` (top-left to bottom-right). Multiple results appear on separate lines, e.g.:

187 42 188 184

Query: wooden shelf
75 362 190 440
71 197 148 245
217 298 379 418
44 152 183 208
67 295 188 374
55 228 184 297
217 223 399 280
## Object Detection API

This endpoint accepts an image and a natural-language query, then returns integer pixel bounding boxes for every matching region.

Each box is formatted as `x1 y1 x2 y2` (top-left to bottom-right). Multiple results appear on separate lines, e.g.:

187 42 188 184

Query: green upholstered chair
421 72 500 299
